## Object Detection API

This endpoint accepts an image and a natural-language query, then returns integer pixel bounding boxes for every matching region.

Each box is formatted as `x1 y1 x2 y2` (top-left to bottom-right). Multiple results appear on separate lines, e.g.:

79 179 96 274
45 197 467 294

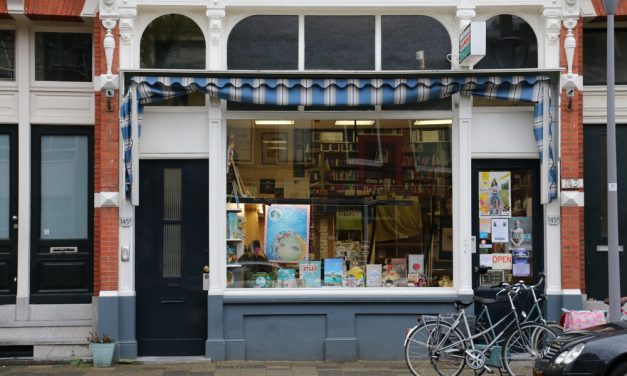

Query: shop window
225 119 453 289
140 14 205 69
473 15 537 69
305 16 375 70
34 32 92 82
583 28 627 85
0 30 15 81
228 15 298 70
381 16 451 71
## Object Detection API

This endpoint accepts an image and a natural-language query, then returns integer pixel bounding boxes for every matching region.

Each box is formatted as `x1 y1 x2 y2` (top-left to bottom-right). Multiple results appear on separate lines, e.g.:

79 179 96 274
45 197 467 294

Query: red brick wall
591 0 627 15
93 18 120 293
560 21 585 291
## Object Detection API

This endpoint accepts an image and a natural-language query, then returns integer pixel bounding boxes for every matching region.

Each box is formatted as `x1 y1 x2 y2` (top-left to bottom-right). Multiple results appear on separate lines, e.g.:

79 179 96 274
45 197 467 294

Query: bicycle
474 273 563 343
404 282 557 376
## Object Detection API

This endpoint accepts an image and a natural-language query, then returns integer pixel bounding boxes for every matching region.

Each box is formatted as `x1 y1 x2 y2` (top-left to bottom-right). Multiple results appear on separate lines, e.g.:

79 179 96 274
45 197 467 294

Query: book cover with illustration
323 258 344 287
227 212 242 239
366 264 382 287
299 260 321 287
227 243 238 264
407 254 424 284
277 268 297 288
250 272 273 288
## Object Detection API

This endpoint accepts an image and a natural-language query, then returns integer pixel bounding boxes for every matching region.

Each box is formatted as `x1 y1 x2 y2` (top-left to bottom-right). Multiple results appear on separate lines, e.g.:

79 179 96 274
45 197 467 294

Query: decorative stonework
543 7 562 45
118 8 137 45
562 0 581 90
206 9 226 45
456 0 475 29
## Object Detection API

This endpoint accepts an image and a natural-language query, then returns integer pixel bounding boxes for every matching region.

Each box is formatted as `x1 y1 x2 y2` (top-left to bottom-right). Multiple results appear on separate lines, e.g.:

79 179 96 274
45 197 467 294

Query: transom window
0 30 15 81
474 15 538 69
140 14 205 69
35 32 92 82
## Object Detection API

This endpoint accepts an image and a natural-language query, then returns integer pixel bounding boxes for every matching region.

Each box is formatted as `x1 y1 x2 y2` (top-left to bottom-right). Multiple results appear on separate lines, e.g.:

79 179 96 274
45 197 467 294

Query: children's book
407 254 424 284
227 212 242 239
324 258 344 287
366 264 382 287
251 272 273 288
391 258 408 280
227 243 238 264
299 261 321 287
277 268 297 288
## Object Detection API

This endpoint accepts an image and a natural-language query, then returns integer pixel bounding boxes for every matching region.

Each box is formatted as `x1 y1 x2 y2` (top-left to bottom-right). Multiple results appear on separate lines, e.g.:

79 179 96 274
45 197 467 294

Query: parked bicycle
405 281 557 376
474 273 563 344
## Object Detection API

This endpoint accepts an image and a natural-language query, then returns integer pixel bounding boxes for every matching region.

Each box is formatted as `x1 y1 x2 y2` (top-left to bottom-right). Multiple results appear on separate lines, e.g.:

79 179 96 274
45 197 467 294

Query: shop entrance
0 126 17 304
471 160 544 291
584 124 627 300
136 160 208 356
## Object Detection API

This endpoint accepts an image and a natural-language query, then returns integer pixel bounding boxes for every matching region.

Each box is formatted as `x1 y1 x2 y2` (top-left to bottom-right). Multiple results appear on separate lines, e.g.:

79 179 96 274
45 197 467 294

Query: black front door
0 126 17 304
584 124 627 300
471 160 544 289
136 160 208 356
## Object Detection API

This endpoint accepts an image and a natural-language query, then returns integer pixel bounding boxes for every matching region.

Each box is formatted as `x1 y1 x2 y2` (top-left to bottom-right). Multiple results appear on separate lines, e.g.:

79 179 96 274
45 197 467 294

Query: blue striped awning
121 75 556 204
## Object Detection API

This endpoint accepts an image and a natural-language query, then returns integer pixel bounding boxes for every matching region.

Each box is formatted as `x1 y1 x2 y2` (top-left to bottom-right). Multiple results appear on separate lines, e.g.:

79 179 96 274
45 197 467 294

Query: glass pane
41 135 88 239
226 119 453 288
381 16 451 70
0 135 9 239
140 14 205 69
163 169 182 278
305 16 375 70
583 29 627 85
474 15 537 69
0 30 15 81
228 16 298 70
35 32 92 82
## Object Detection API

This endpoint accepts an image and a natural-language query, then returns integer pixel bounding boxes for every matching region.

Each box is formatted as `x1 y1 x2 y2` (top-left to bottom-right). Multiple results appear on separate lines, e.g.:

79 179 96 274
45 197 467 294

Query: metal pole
605 0 621 323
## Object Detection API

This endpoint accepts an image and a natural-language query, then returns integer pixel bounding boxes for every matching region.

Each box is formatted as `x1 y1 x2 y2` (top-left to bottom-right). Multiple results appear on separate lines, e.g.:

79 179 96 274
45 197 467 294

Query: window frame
30 25 94 90
0 24 18 89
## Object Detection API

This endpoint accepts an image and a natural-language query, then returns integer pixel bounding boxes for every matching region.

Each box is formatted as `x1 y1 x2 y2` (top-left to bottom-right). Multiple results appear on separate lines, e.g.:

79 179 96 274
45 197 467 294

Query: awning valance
120 74 557 205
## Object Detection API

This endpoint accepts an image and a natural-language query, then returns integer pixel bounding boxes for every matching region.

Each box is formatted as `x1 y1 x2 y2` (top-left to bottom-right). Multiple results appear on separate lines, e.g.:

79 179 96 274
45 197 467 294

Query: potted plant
87 331 116 367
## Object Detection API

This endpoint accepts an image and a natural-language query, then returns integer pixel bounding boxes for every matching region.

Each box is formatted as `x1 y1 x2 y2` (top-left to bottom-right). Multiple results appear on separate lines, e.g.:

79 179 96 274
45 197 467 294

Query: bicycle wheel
404 320 439 376
501 322 556 376
429 322 467 376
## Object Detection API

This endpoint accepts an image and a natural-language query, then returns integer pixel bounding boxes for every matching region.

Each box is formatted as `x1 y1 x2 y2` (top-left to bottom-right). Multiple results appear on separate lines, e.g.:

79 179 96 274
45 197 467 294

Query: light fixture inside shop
413 119 453 126
254 120 295 125
334 120 375 126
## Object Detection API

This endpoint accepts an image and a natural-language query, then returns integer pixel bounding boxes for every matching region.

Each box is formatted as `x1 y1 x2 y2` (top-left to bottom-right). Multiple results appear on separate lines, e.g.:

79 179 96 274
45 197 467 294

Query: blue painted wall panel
355 314 417 360
243 315 326 360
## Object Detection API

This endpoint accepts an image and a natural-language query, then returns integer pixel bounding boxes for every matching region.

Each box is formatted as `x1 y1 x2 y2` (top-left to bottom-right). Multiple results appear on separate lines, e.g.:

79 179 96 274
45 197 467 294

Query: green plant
88 331 114 344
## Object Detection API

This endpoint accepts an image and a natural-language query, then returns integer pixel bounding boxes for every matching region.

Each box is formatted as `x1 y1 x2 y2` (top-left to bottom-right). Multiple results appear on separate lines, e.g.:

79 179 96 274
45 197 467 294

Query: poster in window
491 218 509 243
512 249 531 277
479 171 511 218
509 217 532 250
264 204 310 263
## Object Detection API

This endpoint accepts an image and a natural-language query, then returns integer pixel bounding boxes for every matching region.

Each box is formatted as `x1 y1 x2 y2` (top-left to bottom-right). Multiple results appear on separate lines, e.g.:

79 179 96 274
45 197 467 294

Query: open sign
492 253 513 270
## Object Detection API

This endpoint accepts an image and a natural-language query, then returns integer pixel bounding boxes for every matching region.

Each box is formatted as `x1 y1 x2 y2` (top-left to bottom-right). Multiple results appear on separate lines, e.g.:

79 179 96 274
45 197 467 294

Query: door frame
0 125 18 305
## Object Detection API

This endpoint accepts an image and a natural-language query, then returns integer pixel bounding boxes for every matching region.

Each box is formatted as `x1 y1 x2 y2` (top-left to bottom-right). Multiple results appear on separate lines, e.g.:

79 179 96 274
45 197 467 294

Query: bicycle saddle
454 300 474 309
474 296 498 305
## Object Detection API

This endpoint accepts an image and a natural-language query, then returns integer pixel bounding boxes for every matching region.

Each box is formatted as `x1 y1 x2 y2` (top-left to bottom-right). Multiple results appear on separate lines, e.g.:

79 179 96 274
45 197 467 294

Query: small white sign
547 215 560 225
491 218 509 243
609 183 618 192
492 253 513 270
480 254 493 267
459 22 486 67
120 217 133 227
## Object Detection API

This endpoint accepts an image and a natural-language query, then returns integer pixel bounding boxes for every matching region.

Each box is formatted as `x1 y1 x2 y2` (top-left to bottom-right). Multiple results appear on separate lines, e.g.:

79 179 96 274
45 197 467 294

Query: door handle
203 265 209 273
596 245 624 252
11 215 17 221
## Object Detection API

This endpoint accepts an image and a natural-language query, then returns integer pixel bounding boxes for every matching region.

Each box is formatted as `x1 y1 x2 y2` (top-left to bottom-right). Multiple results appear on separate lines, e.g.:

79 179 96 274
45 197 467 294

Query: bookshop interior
225 118 454 289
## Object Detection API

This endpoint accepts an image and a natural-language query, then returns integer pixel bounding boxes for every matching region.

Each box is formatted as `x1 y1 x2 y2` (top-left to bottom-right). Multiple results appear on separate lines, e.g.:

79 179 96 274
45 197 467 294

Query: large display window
225 119 453 288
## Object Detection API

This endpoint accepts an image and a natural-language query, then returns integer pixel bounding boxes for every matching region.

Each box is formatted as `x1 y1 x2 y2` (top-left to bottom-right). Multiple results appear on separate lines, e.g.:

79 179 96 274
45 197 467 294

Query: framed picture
229 126 253 164
259 179 275 194
438 224 453 262
262 132 288 164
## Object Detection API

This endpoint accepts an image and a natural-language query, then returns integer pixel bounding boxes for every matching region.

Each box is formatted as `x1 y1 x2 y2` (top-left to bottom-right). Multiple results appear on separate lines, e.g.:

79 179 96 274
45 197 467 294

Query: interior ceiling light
334 120 375 126
413 119 453 126
254 120 295 125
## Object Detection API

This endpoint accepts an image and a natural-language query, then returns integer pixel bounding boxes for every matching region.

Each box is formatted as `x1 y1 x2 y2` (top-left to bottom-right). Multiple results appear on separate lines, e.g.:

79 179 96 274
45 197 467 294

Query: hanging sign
459 22 486 67
492 253 513 270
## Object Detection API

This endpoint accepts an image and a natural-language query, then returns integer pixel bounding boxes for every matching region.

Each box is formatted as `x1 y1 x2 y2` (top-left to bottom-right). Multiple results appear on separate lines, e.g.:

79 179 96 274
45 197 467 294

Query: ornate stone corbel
99 0 119 90
118 8 137 45
206 9 225 46
561 0 583 92
456 0 475 29
543 5 562 45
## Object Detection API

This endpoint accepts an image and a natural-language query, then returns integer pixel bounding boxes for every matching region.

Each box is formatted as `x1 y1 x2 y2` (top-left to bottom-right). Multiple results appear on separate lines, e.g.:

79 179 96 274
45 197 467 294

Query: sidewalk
0 359 510 375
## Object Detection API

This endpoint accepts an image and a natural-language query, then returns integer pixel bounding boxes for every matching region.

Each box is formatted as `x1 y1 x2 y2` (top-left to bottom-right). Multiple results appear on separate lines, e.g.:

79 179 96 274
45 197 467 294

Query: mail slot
50 246 78 253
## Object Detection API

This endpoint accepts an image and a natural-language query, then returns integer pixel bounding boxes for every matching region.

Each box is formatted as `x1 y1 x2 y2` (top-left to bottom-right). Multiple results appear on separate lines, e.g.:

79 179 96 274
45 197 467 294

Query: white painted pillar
207 3 227 294
15 19 31 318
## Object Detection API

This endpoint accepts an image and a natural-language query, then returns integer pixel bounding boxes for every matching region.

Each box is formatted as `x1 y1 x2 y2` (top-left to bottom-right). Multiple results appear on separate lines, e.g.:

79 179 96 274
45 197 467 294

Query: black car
533 322 627 376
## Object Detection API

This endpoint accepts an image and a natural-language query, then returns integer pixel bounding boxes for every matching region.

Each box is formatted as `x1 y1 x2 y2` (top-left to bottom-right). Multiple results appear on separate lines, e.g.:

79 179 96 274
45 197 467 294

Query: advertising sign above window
459 22 486 67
